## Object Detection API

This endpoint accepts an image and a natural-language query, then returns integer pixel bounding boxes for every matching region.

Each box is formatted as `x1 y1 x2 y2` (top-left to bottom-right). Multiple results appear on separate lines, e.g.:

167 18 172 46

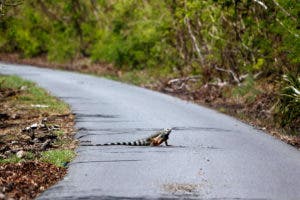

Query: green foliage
40 150 75 167
54 130 65 137
1 0 298 76
47 28 79 62
0 0 299 129
253 58 265 71
91 0 174 69
233 76 261 103
276 74 300 129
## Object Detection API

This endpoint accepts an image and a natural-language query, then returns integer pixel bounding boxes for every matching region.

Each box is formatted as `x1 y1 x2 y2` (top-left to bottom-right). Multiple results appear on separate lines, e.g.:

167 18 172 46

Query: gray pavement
1 62 300 200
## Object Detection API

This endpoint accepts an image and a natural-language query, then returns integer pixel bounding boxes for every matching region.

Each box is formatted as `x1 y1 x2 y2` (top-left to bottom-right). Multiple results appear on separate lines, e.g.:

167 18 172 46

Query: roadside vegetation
0 75 76 199
0 1 299 145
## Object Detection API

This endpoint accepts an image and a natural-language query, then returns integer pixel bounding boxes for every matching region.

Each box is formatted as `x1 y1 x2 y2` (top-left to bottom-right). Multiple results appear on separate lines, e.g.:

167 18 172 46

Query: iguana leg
150 138 162 146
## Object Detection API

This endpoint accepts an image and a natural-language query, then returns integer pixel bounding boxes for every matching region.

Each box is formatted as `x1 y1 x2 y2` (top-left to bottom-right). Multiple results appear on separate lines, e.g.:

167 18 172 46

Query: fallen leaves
0 77 76 199
0 161 66 199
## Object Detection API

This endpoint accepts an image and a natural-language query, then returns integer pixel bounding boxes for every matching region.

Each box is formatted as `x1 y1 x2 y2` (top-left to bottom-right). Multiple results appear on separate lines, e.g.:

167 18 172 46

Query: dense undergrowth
0 0 299 134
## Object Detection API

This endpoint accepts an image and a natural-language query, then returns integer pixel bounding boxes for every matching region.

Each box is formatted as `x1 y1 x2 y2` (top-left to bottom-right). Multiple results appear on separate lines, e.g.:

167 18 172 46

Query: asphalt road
1 63 300 200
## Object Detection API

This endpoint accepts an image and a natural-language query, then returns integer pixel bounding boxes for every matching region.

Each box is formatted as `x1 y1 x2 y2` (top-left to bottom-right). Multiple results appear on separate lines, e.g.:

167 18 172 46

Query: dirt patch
0 161 66 199
162 183 199 195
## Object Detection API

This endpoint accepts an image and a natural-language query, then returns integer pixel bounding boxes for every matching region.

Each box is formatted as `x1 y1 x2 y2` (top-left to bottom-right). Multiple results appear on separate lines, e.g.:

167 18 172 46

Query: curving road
1 63 300 200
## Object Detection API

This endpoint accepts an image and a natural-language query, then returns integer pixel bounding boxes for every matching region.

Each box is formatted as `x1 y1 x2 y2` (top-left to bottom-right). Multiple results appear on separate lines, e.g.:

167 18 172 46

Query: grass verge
0 74 76 199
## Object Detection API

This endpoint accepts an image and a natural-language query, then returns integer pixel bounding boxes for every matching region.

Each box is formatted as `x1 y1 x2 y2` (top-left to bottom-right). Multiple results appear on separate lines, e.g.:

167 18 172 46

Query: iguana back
81 128 172 147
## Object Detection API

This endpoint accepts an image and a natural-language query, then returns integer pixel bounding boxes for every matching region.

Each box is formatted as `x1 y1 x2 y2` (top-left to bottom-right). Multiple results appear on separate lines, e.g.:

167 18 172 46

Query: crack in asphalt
69 160 142 165
76 114 120 118
76 127 233 134
39 195 270 200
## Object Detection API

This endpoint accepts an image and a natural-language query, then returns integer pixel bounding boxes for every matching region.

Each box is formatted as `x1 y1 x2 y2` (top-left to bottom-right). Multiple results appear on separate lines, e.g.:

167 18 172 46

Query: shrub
276 74 300 130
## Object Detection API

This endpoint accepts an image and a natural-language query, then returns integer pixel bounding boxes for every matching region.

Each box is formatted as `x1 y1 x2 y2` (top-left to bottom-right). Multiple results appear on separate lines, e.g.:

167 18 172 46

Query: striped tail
96 139 149 146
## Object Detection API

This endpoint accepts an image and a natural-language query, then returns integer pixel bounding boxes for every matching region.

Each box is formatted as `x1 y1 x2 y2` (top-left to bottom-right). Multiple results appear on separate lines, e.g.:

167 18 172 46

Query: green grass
0 155 22 164
40 150 75 167
0 151 38 163
54 130 65 137
0 75 69 113
232 76 261 103
0 75 34 89
0 150 75 166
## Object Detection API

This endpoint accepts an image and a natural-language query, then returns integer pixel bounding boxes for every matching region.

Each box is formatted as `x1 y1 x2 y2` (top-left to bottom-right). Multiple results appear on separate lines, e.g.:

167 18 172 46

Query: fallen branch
206 78 228 87
253 0 268 10
214 66 241 84
167 75 201 85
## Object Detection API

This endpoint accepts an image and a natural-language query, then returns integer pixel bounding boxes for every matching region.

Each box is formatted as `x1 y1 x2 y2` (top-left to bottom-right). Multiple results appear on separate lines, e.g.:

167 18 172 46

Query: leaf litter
0 78 76 199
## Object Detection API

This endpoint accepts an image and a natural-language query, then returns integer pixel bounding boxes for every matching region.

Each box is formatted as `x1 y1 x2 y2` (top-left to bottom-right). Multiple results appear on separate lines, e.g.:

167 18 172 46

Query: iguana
81 128 172 146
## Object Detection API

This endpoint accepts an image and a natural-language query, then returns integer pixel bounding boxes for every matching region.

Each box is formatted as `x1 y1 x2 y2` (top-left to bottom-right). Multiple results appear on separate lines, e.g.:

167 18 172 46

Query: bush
276 74 300 130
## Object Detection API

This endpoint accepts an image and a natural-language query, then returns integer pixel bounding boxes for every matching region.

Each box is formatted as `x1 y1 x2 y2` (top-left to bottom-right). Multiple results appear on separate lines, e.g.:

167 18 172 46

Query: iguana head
160 128 172 139
164 128 172 134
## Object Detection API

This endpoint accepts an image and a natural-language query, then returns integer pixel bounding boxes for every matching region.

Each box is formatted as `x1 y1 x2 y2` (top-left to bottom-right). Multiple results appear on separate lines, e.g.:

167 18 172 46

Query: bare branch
184 16 205 66
214 65 241 84
272 0 297 21
253 0 268 10
205 78 228 87
276 18 299 38
184 0 204 66
168 75 201 85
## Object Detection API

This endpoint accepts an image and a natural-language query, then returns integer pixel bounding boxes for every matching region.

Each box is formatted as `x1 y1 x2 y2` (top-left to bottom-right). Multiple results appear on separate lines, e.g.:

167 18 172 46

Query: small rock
20 85 27 91
42 117 48 123
30 123 38 129
10 113 20 119
4 150 12 157
16 150 26 158
39 186 45 191
32 138 40 143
